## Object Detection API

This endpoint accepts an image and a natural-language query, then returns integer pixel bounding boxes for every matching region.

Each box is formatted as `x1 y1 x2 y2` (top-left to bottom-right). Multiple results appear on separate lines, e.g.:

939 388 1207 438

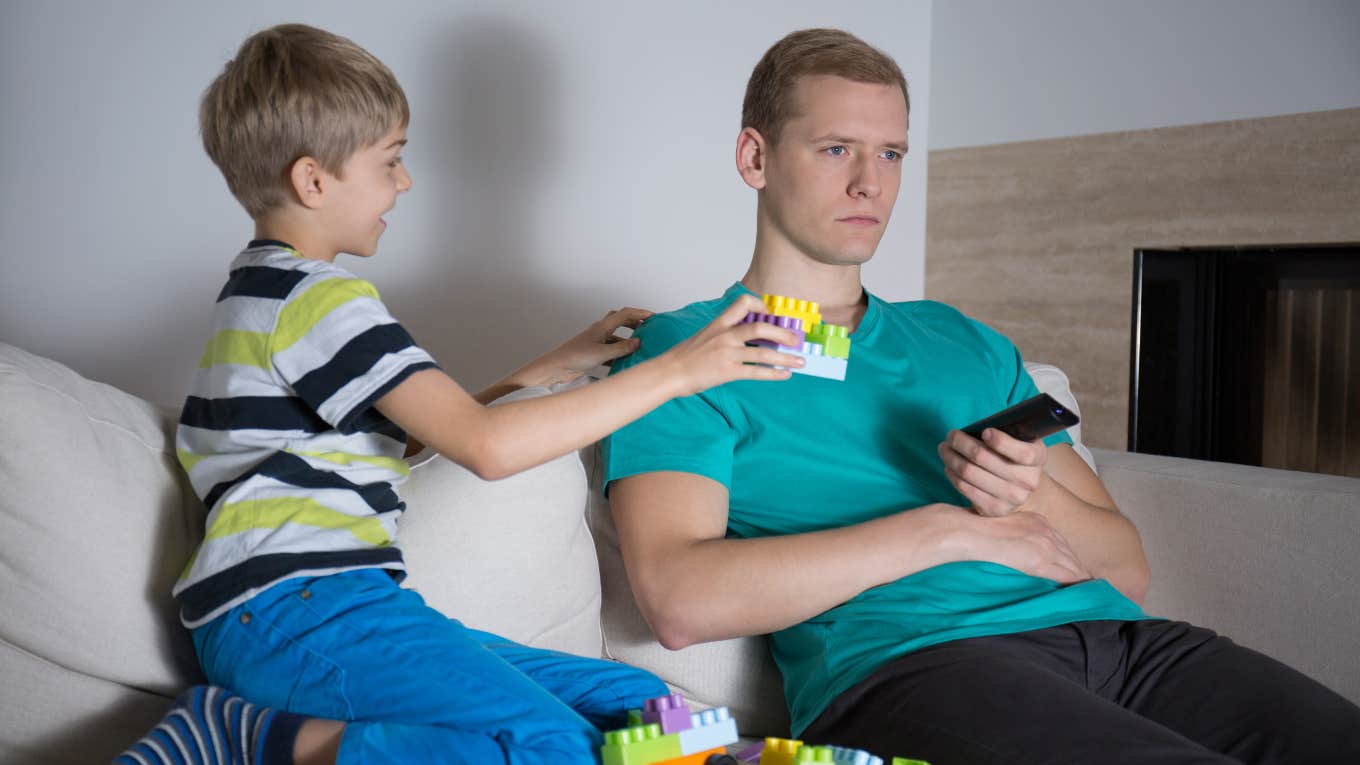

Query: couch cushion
396 385 604 659
0 343 204 697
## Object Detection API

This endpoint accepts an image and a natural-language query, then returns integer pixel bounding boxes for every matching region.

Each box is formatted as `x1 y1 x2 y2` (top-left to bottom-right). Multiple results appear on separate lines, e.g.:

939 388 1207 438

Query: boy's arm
608 470 1094 649
378 295 803 480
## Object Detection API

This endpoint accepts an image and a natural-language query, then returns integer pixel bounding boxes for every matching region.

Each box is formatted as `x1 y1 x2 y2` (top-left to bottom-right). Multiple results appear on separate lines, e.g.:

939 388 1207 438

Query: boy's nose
397 165 413 193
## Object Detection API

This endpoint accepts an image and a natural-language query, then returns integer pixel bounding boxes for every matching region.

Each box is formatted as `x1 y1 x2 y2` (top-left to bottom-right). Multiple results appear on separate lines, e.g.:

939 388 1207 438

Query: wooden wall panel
925 108 1360 450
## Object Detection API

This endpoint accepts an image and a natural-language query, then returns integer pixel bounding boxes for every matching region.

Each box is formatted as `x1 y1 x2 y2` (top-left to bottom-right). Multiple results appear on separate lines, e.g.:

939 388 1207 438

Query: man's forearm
1023 474 1150 604
613 481 971 649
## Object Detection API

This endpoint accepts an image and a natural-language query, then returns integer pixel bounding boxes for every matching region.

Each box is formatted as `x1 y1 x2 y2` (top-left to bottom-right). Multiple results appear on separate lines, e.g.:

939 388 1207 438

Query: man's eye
882 150 902 161
826 146 847 157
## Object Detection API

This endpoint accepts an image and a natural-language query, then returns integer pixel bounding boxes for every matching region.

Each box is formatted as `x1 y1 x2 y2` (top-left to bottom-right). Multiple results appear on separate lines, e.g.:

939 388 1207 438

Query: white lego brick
792 352 846 381
677 707 738 755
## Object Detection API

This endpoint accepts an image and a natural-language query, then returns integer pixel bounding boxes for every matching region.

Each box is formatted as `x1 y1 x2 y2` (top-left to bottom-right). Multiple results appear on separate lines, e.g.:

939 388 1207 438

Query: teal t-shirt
603 283 1150 735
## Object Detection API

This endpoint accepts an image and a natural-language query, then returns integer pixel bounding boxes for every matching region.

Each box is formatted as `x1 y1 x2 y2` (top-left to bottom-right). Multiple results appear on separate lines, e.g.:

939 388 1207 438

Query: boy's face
759 75 908 268
324 125 412 258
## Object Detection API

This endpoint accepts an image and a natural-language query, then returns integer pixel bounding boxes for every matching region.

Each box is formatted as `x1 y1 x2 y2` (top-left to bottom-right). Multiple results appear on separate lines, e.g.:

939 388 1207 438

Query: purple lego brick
741 312 807 345
642 693 693 734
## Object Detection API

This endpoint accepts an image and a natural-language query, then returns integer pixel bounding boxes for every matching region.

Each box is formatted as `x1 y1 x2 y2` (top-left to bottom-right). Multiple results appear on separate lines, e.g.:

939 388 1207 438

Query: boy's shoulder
219 243 375 303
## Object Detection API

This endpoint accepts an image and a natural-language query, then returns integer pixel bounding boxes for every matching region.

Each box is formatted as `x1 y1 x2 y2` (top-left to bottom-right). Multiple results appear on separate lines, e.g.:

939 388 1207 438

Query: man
603 28 1360 764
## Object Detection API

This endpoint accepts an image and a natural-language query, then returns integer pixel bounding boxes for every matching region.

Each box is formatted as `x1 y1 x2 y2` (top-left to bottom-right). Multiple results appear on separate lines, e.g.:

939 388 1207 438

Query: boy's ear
288 156 328 210
735 126 769 191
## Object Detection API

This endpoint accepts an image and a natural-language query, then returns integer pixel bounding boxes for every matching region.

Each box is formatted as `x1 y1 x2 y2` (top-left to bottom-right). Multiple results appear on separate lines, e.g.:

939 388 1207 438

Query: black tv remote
961 392 1079 442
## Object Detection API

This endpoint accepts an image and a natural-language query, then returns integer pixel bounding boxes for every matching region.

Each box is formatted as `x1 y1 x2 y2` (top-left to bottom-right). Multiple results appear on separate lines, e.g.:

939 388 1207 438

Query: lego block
890 759 930 765
742 312 808 345
643 693 693 734
602 723 683 765
794 351 847 381
677 707 738 754
653 746 729 765
763 295 823 331
759 737 804 765
733 741 767 762
793 745 882 765
806 323 851 359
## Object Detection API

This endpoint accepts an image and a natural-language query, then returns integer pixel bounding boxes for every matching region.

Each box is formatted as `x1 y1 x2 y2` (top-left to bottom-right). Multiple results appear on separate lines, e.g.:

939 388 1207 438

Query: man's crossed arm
609 441 1150 650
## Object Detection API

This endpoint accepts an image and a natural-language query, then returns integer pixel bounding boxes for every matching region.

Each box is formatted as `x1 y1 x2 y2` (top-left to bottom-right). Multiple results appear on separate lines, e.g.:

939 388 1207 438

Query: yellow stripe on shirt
198 329 271 370
288 449 411 478
205 497 392 547
273 278 381 354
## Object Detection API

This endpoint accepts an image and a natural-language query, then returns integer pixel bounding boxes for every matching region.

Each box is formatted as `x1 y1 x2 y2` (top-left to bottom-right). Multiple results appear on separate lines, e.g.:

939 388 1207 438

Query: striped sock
115 686 305 765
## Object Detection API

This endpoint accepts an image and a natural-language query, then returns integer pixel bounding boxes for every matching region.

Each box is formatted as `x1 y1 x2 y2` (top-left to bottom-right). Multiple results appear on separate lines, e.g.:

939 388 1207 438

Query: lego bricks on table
601 698 739 765
603 695 929 765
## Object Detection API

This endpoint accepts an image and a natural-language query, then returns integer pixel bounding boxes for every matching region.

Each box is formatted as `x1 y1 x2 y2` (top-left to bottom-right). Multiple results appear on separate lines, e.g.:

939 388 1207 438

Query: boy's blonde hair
742 29 909 146
200 24 409 218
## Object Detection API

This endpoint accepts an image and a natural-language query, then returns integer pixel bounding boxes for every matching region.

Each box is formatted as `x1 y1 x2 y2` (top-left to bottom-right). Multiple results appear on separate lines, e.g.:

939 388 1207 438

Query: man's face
759 75 908 267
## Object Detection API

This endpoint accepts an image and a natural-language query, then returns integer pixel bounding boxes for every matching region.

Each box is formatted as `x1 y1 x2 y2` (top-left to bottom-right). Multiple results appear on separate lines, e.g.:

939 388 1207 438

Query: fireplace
1129 244 1360 478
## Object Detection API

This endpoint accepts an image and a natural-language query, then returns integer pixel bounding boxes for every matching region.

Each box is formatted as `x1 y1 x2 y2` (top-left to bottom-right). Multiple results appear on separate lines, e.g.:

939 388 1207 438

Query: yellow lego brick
763 294 822 331
760 737 804 765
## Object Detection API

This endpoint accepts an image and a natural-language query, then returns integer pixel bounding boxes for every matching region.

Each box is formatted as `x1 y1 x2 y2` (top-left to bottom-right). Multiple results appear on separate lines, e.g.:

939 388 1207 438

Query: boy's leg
116 686 307 765
193 570 604 765
1111 620 1360 763
467 627 670 730
800 625 1240 764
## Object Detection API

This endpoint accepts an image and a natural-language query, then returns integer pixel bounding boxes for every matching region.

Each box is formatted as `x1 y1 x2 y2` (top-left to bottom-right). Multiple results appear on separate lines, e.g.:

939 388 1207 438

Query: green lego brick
891 758 930 765
602 722 683 765
807 323 851 359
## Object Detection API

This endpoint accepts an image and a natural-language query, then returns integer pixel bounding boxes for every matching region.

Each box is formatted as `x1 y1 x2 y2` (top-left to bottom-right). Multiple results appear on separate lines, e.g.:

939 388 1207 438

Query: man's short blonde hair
742 29 909 145
200 24 409 218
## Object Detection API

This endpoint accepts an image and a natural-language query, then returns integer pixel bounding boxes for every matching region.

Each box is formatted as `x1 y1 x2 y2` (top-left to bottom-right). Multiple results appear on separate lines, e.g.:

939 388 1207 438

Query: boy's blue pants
192 568 668 764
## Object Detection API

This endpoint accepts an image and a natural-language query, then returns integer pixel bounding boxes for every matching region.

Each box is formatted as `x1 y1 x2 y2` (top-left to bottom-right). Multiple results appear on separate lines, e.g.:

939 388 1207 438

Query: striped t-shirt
174 241 438 628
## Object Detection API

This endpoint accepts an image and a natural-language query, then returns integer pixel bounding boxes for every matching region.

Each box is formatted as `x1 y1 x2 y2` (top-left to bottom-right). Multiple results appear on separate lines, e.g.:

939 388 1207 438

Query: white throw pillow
1023 361 1097 473
397 386 604 659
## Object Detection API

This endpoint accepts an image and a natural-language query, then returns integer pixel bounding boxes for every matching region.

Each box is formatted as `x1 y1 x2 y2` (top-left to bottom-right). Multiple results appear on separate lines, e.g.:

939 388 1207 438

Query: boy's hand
659 294 806 397
938 428 1048 517
511 307 654 388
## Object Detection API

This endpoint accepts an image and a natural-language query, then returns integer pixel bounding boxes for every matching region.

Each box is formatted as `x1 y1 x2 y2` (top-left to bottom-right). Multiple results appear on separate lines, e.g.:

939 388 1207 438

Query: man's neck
740 247 868 331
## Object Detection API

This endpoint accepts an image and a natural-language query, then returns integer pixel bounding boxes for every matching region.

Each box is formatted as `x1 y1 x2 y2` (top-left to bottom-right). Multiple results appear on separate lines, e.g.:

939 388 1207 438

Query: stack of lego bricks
741 295 851 381
600 693 740 765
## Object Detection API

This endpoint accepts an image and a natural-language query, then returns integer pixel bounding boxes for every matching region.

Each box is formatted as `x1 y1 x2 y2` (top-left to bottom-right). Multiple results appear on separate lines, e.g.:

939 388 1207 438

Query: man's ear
735 127 769 191
288 156 328 210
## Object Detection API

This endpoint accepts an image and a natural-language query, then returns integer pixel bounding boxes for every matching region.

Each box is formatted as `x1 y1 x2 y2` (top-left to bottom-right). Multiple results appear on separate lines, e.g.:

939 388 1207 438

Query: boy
119 23 802 765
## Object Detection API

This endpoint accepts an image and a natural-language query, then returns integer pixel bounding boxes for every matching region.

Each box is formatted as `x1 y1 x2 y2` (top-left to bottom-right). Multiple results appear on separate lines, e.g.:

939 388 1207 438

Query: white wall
931 0 1360 149
0 1 931 405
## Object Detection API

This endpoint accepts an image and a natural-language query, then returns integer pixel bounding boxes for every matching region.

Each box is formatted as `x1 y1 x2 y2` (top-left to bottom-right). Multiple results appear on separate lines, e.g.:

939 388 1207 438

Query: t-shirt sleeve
968 316 1074 449
602 314 738 492
270 275 438 433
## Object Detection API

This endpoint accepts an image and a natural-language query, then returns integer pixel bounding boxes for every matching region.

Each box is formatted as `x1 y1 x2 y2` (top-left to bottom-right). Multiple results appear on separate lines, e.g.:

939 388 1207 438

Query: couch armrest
1092 448 1360 705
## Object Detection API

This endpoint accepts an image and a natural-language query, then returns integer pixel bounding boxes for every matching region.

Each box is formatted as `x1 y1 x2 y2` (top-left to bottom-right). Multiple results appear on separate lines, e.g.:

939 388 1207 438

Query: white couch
2 342 1358 764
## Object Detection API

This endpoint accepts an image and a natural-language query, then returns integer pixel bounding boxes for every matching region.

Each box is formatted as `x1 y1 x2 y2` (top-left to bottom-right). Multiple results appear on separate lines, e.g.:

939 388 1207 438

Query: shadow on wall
390 15 608 390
